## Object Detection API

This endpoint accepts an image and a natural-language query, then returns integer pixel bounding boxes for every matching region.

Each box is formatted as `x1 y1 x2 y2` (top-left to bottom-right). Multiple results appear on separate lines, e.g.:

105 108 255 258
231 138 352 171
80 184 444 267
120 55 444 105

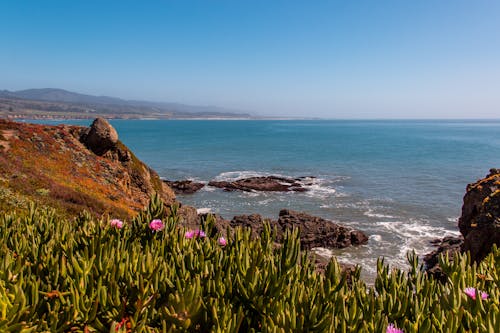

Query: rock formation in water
208 176 309 192
200 209 368 250
163 180 205 194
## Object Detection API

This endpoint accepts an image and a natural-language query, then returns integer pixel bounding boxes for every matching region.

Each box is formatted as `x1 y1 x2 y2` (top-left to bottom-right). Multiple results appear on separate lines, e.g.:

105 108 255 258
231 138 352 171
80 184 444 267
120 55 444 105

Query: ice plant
109 219 123 229
218 237 227 246
386 323 403 333
464 287 489 300
149 219 164 231
185 230 194 239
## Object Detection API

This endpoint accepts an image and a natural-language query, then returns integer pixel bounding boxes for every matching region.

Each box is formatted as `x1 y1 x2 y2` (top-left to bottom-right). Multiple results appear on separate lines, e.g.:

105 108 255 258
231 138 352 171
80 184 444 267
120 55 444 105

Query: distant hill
1 88 125 105
0 88 252 119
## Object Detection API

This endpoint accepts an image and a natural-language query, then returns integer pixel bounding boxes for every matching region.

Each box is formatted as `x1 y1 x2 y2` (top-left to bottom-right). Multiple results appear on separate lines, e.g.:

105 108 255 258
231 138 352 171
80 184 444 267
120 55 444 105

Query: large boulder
81 117 118 155
458 169 500 262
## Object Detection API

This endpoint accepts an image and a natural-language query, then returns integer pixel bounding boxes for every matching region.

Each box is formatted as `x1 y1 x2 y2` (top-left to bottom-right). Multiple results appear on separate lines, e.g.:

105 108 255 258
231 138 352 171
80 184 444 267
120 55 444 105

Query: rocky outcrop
80 117 119 155
209 209 368 250
163 180 205 194
424 169 500 278
423 236 463 282
458 168 500 262
0 118 175 218
208 176 308 192
277 209 369 249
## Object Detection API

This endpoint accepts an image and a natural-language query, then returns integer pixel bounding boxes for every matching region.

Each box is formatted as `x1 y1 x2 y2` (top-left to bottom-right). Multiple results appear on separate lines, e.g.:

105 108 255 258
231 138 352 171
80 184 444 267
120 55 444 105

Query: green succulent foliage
0 199 499 332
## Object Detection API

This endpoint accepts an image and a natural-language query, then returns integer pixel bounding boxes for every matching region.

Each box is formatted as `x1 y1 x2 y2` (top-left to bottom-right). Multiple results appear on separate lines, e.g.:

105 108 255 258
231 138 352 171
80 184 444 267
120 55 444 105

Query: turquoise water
33 119 500 277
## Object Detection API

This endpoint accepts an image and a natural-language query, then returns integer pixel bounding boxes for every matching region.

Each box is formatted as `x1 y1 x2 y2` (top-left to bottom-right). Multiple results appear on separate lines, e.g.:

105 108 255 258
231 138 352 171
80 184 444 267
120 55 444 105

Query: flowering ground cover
0 195 498 332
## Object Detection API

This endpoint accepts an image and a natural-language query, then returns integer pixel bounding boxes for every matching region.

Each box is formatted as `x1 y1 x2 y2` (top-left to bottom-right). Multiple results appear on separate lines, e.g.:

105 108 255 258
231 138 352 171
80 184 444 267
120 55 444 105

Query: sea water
35 119 500 279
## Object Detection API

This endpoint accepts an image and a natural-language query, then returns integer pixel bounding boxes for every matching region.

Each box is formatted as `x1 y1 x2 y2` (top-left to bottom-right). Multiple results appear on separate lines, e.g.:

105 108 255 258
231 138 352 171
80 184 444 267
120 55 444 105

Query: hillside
0 88 252 119
0 118 176 218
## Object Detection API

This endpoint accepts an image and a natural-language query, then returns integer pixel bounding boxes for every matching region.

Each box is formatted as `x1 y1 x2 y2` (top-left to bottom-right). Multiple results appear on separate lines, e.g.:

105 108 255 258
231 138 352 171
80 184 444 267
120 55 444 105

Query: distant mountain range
0 88 252 119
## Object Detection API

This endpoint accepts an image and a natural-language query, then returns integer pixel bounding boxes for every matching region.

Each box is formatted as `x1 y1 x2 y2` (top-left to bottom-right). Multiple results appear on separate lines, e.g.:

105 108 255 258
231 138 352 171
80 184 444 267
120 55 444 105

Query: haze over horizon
1 0 499 119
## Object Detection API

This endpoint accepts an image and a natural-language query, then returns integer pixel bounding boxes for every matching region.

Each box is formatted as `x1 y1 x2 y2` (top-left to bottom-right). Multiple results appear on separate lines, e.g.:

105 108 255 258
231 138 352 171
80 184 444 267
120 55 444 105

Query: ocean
35 119 500 279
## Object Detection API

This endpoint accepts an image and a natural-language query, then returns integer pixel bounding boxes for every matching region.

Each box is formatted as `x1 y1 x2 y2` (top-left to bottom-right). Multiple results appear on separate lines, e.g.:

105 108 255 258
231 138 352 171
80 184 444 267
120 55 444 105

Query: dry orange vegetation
0 119 174 218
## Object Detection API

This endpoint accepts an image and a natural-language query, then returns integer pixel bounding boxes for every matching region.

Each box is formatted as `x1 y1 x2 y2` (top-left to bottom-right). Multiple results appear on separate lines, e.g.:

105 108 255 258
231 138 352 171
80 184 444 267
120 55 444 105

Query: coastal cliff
459 168 500 261
0 118 175 217
425 169 500 277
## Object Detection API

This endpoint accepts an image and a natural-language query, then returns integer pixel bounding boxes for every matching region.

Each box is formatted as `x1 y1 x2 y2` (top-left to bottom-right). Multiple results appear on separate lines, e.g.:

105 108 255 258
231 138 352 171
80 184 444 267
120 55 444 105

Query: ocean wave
213 170 274 181
196 207 212 214
363 209 396 219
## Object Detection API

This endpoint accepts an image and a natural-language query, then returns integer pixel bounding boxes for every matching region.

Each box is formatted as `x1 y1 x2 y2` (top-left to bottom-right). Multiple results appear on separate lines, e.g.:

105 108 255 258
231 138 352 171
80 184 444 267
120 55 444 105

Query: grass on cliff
0 196 499 332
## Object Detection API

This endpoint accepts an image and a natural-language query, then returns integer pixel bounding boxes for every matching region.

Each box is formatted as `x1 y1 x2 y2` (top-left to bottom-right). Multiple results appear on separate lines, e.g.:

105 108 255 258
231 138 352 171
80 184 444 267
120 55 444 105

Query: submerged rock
208 176 307 192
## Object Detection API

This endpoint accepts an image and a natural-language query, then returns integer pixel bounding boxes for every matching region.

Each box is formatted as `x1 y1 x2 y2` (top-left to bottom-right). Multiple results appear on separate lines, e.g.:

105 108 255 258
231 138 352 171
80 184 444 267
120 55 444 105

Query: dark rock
230 214 270 238
163 180 205 194
176 205 199 229
458 168 500 262
199 213 231 237
277 209 368 250
423 236 463 282
81 117 118 155
224 210 368 250
208 176 307 192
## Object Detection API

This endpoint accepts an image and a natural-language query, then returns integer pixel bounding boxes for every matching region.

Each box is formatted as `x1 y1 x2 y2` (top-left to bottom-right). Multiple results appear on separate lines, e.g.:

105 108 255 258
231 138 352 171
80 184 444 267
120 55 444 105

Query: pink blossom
386 324 403 333
194 230 206 238
110 219 123 229
149 219 164 231
184 229 206 239
464 287 489 300
218 237 227 246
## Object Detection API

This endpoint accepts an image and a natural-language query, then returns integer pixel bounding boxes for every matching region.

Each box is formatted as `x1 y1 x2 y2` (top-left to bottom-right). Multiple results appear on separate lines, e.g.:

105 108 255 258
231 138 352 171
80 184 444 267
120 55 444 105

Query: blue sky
0 0 499 118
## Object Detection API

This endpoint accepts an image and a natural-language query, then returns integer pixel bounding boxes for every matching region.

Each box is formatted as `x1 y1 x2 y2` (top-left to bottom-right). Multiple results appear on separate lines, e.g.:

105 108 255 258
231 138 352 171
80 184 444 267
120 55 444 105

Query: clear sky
1 0 499 118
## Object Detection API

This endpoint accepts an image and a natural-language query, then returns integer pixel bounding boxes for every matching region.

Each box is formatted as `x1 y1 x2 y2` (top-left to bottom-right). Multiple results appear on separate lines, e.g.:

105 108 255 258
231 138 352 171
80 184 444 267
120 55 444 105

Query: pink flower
386 324 403 333
218 237 227 246
194 230 206 238
464 287 489 300
184 229 206 239
149 219 164 231
110 219 123 229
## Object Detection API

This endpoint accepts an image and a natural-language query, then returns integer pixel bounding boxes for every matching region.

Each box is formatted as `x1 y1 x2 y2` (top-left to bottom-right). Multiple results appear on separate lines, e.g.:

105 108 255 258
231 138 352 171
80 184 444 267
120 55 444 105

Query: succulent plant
0 198 498 331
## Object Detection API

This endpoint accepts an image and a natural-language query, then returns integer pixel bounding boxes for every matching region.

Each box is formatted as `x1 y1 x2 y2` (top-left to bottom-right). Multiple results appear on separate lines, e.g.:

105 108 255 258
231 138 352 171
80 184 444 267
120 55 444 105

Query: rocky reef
0 118 175 217
200 209 368 251
208 175 309 192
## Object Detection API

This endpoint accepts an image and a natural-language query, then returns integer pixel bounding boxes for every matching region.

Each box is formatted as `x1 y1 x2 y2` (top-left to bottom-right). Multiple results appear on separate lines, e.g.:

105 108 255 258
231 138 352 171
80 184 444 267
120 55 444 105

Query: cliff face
459 169 500 262
0 118 175 218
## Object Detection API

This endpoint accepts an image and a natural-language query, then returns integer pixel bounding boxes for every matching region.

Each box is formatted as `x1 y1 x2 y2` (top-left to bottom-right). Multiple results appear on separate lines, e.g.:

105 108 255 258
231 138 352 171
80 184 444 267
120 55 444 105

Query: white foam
364 209 396 219
213 170 274 181
369 234 382 242
196 208 212 214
